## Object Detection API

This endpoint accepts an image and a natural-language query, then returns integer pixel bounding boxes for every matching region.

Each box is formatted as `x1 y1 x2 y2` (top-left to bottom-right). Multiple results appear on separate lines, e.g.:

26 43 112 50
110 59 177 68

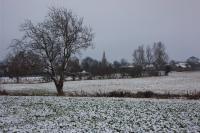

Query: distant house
78 70 90 76
120 65 135 69
119 65 135 78
145 64 155 70
175 62 191 71
78 70 91 80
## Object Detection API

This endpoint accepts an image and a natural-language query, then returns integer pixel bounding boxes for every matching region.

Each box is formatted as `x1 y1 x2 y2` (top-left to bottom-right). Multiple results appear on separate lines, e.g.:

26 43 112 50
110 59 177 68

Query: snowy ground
1 71 200 95
0 96 199 132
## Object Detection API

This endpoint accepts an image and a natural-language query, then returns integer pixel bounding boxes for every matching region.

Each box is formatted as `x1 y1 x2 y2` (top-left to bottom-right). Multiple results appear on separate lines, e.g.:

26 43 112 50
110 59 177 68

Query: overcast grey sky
0 0 200 62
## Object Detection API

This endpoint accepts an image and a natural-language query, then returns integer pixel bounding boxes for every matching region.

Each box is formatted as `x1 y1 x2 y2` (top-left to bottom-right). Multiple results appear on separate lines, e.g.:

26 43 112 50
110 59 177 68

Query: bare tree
67 57 81 81
81 57 99 76
7 51 42 83
15 7 94 95
146 45 153 65
153 42 168 70
68 57 81 74
133 45 145 68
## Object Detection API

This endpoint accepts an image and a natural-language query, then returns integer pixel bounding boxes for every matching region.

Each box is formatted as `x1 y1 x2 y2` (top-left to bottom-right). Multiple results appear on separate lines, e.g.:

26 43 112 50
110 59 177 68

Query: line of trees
1 43 169 81
1 42 170 79
80 42 170 78
133 42 169 70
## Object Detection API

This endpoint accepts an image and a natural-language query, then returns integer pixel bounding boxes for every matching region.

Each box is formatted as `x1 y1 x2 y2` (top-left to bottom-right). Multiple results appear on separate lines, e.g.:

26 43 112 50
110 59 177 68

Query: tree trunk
55 80 65 96
16 77 20 83
72 75 75 81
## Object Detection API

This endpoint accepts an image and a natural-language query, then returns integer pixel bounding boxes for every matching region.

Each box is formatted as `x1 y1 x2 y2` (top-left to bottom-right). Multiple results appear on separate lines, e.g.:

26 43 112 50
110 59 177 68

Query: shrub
0 90 8 95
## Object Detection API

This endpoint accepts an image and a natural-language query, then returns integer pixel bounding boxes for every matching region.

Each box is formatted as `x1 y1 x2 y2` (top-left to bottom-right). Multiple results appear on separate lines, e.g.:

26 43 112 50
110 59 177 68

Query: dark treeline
0 41 170 80
81 41 171 79
0 41 200 82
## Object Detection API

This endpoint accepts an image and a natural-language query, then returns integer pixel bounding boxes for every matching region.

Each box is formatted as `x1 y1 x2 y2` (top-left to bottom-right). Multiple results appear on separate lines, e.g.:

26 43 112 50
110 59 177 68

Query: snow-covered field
1 72 200 95
0 96 199 132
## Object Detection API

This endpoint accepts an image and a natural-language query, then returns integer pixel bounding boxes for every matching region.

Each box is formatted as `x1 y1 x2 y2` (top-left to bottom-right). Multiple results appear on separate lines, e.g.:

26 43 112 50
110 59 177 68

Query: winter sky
0 0 200 62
